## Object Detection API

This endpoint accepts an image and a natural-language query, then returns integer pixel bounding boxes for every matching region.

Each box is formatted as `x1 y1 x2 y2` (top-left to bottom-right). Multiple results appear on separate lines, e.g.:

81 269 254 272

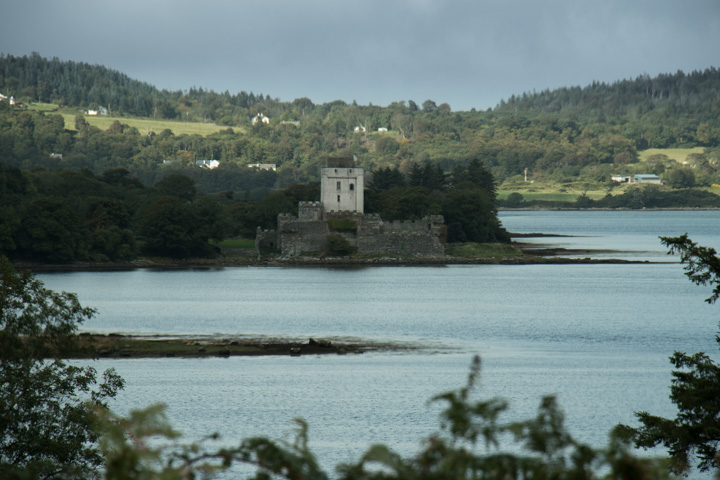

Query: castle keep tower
321 156 364 214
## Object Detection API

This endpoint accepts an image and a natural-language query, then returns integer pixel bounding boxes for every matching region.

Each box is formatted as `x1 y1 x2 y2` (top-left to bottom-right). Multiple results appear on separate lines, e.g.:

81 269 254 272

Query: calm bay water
36 210 720 477
500 209 720 260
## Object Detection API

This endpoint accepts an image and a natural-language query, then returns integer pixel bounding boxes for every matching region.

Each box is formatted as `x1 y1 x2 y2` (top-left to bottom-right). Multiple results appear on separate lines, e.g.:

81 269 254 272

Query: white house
87 106 108 116
248 163 277 171
251 113 270 125
196 159 220 169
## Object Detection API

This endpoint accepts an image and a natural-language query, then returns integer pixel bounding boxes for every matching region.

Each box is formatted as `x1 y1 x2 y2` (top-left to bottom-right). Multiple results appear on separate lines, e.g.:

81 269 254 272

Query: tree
0 257 124 478
139 196 196 258
664 168 696 189
154 173 197 201
626 234 720 475
15 197 85 263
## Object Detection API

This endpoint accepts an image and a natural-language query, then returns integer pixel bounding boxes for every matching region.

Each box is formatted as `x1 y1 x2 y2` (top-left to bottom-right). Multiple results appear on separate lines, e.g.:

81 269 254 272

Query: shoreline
14 253 658 272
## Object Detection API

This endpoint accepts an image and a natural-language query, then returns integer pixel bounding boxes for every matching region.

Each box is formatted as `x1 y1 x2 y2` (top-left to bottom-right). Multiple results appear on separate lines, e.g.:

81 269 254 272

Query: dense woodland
2 53 720 262
2 53 720 189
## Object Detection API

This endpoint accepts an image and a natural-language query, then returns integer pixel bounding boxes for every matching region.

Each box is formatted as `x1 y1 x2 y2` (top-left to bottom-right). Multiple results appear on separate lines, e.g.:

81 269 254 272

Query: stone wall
256 203 445 258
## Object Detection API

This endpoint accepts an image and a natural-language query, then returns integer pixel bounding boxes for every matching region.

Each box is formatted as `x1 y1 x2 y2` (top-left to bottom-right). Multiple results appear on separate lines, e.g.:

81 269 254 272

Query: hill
1 52 719 195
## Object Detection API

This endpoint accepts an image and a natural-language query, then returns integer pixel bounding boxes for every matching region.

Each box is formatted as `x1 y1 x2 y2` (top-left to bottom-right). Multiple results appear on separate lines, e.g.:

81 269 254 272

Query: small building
634 174 662 184
87 106 108 116
248 163 277 171
196 159 220 169
611 174 662 184
251 113 270 125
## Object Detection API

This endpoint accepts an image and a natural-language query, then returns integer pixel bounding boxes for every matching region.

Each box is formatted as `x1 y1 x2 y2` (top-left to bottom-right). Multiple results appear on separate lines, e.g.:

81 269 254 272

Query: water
500 209 720 261
35 210 720 477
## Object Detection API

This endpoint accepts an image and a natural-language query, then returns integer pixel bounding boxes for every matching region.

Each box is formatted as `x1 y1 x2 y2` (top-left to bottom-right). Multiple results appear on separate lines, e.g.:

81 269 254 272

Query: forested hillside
2 52 720 257
2 53 720 192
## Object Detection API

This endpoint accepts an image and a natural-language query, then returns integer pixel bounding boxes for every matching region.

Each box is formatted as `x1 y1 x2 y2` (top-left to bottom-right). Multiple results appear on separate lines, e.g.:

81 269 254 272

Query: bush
327 217 357 233
324 233 354 256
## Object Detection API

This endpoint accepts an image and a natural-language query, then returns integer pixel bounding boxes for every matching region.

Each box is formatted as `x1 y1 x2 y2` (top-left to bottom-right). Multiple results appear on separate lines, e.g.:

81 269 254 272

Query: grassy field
498 147 712 203
27 102 61 112
25 103 235 136
497 180 613 202
638 147 705 164
60 113 235 136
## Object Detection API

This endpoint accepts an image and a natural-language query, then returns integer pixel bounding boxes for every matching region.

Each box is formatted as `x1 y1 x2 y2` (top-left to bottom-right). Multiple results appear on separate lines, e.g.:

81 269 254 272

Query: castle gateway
257 157 446 257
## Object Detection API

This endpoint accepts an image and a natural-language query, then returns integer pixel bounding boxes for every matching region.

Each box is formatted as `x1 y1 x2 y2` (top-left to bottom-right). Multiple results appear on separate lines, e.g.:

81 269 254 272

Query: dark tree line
1 157 508 263
366 159 508 243
0 163 236 262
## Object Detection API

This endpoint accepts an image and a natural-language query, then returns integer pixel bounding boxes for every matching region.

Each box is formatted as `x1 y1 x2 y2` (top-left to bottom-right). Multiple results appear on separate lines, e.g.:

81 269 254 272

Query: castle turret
321 156 364 214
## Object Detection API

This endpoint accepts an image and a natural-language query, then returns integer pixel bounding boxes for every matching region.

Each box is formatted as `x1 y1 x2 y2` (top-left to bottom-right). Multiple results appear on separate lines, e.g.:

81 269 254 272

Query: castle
256 157 446 257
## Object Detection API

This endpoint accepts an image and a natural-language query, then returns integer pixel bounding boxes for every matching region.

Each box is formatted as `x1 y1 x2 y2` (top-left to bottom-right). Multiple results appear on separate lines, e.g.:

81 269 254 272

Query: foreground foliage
0 257 124 479
92 356 671 480
626 235 720 476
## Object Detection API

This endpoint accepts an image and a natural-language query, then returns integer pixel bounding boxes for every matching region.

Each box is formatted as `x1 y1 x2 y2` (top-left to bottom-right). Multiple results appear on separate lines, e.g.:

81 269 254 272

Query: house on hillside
251 113 270 125
196 159 220 169
87 106 108 116
248 163 276 171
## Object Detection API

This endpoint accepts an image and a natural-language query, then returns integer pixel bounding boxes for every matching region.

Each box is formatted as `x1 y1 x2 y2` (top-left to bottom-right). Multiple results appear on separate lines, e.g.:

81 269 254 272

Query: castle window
349 183 354 191
337 195 340 202
336 181 341 190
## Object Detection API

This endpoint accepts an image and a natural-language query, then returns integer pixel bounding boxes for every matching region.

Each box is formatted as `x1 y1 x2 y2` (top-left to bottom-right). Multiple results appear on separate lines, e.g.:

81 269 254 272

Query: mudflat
66 334 422 358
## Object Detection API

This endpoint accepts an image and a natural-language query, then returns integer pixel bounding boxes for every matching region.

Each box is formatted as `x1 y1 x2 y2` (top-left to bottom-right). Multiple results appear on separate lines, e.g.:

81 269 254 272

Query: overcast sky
2 0 719 111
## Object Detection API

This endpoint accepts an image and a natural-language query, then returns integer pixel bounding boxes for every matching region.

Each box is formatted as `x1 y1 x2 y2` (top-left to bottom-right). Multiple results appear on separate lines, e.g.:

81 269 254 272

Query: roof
326 156 356 168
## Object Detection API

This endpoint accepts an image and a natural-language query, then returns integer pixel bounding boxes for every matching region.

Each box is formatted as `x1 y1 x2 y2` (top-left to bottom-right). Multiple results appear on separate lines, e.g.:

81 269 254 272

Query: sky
1 0 719 112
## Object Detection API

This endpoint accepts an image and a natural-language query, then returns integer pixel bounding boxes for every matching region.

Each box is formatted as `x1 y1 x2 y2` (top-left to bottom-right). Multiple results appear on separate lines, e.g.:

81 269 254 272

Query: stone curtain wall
356 215 445 256
257 203 445 258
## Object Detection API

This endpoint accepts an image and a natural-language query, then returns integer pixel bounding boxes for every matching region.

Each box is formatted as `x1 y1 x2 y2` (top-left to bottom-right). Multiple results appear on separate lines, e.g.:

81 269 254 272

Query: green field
60 113 235 137
26 103 234 137
27 102 61 112
638 147 705 164
497 190 608 202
